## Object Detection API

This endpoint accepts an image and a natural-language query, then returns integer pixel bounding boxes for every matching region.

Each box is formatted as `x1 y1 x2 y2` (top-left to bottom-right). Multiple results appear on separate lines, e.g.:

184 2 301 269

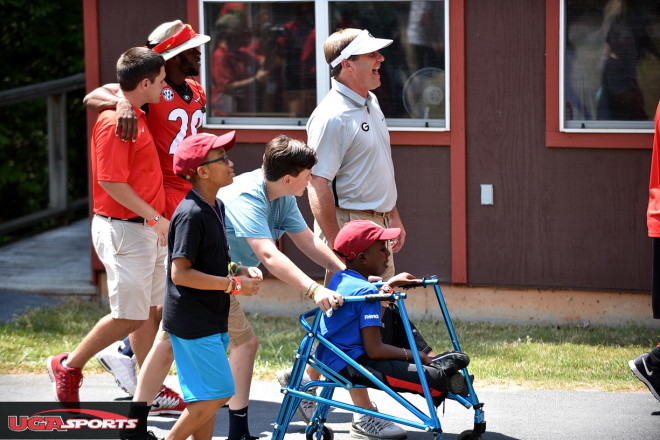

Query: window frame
198 0 451 133
546 0 654 149
190 0 467 283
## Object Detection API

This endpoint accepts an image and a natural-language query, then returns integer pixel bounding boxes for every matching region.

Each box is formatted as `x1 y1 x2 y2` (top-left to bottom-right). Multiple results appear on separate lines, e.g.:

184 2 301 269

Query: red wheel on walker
306 425 333 440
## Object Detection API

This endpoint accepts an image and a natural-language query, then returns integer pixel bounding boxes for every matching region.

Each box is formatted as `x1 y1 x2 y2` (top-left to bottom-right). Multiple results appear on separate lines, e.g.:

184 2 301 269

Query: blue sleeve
357 285 381 329
224 192 271 239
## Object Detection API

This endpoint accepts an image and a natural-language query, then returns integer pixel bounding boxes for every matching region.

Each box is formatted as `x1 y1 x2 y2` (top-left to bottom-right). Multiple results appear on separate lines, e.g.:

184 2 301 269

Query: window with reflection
201 0 448 129
562 0 660 131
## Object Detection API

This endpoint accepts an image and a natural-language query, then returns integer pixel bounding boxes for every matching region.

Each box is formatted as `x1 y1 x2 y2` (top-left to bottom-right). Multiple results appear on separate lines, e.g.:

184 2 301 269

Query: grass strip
1 299 656 392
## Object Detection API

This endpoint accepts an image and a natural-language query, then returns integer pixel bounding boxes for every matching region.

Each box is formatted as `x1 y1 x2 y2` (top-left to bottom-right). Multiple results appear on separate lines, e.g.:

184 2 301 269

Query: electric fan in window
402 67 445 119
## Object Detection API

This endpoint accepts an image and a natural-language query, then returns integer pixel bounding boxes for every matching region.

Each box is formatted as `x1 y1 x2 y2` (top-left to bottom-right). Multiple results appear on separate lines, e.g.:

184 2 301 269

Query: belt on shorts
95 213 145 224
344 208 390 218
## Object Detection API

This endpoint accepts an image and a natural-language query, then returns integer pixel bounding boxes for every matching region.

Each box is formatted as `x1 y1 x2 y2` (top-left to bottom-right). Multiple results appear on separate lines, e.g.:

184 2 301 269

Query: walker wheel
457 430 482 440
306 425 333 440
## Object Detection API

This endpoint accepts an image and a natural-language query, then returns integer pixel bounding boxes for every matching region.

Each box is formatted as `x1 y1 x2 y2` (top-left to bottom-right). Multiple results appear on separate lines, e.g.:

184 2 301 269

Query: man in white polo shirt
307 28 406 284
303 28 408 440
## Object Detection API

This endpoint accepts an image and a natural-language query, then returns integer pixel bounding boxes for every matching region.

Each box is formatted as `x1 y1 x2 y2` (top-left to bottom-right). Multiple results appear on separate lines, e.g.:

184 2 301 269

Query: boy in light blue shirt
219 135 345 310
221 168 308 268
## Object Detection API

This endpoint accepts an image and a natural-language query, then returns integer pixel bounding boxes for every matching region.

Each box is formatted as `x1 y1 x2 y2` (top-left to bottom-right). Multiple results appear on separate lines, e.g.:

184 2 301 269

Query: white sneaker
95 340 137 396
351 407 407 440
276 368 317 423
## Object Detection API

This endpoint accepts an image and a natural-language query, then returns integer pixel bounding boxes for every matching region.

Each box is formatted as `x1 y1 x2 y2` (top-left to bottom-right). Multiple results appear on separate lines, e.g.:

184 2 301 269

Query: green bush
0 0 86 231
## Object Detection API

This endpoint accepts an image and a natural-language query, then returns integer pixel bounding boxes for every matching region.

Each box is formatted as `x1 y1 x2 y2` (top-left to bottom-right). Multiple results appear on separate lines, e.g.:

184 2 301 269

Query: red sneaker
47 353 83 402
149 385 187 416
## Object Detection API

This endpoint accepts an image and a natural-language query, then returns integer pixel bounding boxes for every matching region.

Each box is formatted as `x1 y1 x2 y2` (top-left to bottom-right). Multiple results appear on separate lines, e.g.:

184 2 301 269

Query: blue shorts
170 332 235 402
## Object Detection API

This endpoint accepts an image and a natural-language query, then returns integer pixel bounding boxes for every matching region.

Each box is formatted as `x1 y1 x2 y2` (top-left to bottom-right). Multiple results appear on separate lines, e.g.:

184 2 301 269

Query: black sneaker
447 373 474 397
629 353 660 402
431 351 470 376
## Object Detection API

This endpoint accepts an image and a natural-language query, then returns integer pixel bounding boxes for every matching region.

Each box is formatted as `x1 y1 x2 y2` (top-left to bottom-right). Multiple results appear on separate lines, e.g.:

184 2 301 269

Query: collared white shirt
307 79 397 212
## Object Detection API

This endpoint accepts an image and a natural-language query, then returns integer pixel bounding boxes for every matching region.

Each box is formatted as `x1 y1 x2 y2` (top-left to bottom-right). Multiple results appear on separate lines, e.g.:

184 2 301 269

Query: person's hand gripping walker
314 286 343 317
324 273 421 318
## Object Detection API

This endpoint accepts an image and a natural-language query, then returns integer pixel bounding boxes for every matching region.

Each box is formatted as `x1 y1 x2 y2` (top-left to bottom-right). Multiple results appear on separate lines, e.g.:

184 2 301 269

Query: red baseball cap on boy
173 131 236 177
333 220 400 261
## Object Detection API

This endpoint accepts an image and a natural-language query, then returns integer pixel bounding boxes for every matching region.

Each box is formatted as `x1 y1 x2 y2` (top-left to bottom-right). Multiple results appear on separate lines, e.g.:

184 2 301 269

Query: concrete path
0 218 95 296
1 374 657 440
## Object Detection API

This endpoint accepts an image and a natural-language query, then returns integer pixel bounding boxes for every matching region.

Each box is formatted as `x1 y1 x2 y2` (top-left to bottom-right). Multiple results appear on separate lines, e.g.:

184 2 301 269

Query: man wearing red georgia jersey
84 21 262 440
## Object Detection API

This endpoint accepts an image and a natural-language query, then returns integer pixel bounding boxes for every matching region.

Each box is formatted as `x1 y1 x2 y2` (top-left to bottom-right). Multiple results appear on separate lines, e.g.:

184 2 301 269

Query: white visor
330 30 393 68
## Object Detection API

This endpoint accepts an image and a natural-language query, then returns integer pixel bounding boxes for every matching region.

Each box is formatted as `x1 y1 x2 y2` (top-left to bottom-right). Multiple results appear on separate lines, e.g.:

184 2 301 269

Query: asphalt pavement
1 280 658 439
1 373 658 440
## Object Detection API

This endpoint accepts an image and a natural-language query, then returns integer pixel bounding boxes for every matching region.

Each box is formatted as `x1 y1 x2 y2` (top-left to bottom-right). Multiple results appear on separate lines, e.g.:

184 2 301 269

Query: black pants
339 303 447 406
652 238 660 319
340 357 447 407
380 303 433 354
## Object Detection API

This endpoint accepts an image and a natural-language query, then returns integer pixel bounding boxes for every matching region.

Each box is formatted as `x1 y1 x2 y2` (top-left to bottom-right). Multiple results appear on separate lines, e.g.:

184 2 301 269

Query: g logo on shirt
361 122 370 132
162 88 174 102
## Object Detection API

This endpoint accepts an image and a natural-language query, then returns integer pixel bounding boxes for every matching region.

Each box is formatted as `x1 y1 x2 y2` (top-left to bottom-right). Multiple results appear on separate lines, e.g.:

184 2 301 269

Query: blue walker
271 277 486 440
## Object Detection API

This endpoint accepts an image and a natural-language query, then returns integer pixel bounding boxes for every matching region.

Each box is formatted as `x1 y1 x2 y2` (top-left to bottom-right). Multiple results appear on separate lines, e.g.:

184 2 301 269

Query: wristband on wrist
231 276 242 295
310 285 320 300
403 348 409 362
146 214 161 227
226 275 235 293
229 262 245 276
305 282 318 298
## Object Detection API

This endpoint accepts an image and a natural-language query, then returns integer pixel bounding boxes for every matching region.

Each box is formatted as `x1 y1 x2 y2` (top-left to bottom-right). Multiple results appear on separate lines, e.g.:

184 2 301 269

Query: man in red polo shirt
86 22 264 435
84 20 210 416
47 47 167 402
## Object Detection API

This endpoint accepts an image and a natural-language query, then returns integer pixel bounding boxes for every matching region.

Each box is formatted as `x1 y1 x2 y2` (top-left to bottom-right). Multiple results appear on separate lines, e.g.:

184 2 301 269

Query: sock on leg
121 402 150 438
228 406 251 440
120 337 134 357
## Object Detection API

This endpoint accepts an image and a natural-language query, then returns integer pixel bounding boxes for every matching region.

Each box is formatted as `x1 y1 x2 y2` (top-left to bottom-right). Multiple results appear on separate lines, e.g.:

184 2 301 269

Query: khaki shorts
314 207 395 283
157 296 255 349
92 215 166 320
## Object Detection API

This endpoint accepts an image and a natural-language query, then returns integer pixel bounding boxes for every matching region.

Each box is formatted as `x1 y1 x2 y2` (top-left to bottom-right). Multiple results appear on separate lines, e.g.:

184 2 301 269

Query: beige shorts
92 215 166 320
157 295 255 349
314 207 395 283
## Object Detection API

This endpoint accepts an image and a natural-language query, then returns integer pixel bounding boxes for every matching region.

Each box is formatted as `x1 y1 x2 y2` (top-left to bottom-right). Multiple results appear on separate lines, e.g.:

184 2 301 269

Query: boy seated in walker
160 132 261 440
316 220 469 433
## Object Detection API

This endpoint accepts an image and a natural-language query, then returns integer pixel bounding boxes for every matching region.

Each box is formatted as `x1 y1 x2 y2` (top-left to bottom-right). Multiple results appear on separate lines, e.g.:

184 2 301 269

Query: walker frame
271 277 486 440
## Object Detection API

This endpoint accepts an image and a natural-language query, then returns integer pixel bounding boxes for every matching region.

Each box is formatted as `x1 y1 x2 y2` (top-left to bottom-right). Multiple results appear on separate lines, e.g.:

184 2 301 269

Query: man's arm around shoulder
84 83 138 142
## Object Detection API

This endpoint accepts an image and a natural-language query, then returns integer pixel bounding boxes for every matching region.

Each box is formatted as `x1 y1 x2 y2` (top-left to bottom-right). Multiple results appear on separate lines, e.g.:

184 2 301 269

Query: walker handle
342 293 400 302
372 277 438 290
324 293 404 318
